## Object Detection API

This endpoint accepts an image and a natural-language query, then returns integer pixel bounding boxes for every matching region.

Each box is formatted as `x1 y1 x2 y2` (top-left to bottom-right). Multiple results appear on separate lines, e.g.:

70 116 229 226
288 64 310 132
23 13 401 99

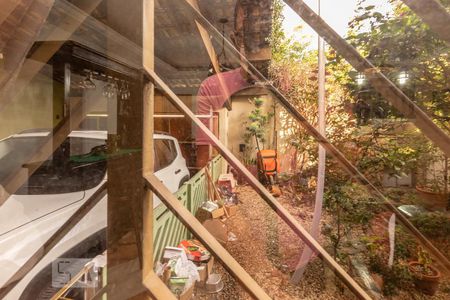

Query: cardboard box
179 282 194 300
196 207 224 223
206 256 214 275
217 173 236 192
197 265 207 284
224 204 237 216
169 278 194 300
218 173 236 189
211 207 224 218
196 256 215 286
202 219 228 245
162 247 184 262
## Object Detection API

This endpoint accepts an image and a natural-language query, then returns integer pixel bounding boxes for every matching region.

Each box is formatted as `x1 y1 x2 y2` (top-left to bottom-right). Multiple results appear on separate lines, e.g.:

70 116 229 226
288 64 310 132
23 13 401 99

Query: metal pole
291 0 327 284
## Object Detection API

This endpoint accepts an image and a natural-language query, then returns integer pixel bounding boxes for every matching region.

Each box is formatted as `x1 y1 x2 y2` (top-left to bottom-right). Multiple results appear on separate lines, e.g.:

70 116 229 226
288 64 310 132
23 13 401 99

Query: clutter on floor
156 239 216 300
155 170 240 299
196 171 240 246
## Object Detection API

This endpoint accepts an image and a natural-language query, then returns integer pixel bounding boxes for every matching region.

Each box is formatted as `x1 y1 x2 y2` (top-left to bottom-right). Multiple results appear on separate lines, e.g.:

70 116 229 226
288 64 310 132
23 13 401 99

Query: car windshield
0 135 107 195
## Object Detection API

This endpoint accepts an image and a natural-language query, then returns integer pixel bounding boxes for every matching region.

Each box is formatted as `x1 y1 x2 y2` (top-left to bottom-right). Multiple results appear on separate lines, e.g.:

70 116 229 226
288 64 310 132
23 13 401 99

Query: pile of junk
155 240 222 299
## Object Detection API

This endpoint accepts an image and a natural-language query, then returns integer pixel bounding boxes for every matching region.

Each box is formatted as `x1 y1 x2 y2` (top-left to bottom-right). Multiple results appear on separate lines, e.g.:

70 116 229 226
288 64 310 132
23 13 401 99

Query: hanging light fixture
356 72 366 86
82 70 96 89
207 18 233 76
398 70 409 85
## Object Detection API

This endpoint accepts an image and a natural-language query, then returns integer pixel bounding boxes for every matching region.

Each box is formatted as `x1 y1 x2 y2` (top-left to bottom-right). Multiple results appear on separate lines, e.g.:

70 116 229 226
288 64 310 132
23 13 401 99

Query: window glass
154 139 177 171
0 136 107 195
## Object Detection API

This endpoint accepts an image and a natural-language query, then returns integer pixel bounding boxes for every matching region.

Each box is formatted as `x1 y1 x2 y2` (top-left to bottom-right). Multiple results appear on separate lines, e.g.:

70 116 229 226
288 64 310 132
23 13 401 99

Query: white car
0 130 189 300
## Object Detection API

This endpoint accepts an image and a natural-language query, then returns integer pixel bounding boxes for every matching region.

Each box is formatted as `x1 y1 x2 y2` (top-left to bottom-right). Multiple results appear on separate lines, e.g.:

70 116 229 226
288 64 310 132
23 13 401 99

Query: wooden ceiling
154 0 237 71
1 0 271 94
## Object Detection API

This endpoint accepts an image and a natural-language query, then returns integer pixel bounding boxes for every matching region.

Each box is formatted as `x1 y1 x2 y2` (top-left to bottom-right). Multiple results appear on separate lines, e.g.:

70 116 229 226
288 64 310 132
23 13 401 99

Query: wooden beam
401 0 450 44
142 0 155 281
0 182 107 298
0 0 103 113
145 174 272 300
144 67 372 300
104 2 148 299
143 271 176 300
0 0 20 25
186 0 231 99
0 0 55 91
180 0 450 274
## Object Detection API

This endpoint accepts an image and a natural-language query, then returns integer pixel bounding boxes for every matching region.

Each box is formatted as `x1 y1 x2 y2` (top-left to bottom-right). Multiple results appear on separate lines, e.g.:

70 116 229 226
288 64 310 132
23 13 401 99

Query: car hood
0 191 85 236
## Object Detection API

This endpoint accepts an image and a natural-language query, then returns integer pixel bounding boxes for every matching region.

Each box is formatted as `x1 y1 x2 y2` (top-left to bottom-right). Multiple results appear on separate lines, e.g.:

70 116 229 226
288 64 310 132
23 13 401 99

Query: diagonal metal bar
181 0 450 274
145 173 284 300
401 0 450 44
283 0 450 157
0 182 107 299
144 68 372 300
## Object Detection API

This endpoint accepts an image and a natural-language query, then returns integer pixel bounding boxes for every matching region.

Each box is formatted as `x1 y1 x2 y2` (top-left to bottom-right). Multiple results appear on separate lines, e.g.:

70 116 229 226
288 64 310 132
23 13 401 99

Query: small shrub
394 227 418 260
411 212 450 239
382 264 413 296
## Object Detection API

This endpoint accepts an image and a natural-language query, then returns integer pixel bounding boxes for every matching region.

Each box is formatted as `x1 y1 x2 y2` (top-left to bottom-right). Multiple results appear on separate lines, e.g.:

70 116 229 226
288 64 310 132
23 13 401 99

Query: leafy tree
345 0 450 132
269 0 357 173
244 97 273 149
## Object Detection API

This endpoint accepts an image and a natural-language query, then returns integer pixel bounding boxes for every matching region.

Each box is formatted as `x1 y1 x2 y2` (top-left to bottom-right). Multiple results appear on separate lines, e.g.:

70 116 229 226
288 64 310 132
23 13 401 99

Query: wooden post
401 0 450 44
142 0 154 281
105 0 150 298
282 0 450 157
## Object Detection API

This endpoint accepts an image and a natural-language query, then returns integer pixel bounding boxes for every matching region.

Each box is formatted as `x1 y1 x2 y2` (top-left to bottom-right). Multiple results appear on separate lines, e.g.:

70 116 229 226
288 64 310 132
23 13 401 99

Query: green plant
411 212 450 239
242 97 273 163
322 177 383 260
411 247 435 276
361 235 383 254
394 227 418 260
243 97 273 145
367 252 413 296
382 263 413 296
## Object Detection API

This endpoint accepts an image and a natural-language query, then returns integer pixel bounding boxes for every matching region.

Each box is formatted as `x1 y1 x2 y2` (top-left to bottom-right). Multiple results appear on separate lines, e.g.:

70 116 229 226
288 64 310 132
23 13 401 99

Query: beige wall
226 88 277 162
0 63 54 139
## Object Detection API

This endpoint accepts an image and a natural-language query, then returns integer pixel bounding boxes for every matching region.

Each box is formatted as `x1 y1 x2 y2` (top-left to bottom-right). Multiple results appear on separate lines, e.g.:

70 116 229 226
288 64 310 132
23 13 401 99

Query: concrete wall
226 88 277 162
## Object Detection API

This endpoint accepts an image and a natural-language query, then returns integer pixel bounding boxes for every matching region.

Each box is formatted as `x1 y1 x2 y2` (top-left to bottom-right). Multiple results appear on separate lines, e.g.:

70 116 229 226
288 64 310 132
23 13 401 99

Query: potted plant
408 247 441 296
242 97 273 179
415 152 449 211
415 177 449 211
243 157 258 177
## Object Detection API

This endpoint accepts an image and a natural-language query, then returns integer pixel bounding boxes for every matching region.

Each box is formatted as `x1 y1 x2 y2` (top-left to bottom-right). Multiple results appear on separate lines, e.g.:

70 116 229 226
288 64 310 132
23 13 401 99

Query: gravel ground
202 184 450 300
207 185 352 300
